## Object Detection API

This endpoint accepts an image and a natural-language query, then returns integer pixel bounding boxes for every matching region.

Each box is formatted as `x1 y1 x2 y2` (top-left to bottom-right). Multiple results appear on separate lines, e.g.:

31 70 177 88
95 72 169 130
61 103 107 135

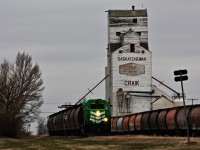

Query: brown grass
0 135 199 150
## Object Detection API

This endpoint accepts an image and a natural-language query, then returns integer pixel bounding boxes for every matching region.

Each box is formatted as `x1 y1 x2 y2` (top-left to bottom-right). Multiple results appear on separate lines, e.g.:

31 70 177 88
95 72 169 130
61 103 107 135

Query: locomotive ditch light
96 110 100 117
104 118 108 122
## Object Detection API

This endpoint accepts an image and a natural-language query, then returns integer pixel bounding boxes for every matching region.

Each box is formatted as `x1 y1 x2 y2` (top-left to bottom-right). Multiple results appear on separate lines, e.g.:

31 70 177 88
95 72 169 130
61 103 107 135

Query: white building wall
111 49 152 116
153 98 174 110
112 50 152 92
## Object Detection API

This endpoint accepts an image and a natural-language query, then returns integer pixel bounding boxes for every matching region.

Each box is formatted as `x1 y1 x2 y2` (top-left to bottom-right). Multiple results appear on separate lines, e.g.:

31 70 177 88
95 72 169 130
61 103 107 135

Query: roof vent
132 5 135 10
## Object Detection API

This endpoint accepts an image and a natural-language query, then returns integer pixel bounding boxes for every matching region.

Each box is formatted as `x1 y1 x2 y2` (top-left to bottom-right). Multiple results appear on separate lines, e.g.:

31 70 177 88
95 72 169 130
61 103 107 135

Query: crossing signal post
174 69 188 82
174 69 190 143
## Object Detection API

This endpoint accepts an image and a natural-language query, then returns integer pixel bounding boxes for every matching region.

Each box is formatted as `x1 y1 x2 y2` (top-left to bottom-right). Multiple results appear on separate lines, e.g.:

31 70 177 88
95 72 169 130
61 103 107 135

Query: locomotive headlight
104 118 108 122
96 110 100 117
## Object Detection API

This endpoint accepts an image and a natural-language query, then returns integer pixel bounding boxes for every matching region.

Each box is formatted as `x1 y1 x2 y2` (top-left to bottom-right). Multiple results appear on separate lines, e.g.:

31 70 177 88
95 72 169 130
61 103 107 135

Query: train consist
47 99 111 136
48 98 200 137
111 104 200 136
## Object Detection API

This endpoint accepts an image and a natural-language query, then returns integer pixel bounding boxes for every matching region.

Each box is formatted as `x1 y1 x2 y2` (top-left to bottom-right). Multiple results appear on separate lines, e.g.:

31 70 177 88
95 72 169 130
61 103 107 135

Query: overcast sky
1 0 200 132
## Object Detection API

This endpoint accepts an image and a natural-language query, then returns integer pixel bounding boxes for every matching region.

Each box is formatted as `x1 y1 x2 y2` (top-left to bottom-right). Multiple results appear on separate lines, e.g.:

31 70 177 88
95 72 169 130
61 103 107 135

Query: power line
75 74 109 105
40 112 57 113
43 103 68 104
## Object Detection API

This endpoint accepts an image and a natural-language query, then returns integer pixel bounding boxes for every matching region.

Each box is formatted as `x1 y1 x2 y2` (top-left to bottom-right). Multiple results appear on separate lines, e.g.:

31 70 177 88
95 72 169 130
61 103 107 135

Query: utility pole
188 98 198 106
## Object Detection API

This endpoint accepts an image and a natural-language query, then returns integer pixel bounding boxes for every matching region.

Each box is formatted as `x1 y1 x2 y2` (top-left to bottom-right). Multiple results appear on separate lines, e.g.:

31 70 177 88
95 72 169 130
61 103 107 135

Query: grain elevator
105 6 178 116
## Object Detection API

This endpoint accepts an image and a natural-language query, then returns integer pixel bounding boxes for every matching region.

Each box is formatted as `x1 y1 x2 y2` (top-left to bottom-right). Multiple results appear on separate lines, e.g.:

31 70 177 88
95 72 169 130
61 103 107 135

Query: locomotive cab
83 99 111 134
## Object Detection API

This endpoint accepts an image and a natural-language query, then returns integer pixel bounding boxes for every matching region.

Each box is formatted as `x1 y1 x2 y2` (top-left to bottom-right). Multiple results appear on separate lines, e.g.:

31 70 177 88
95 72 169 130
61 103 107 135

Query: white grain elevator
105 7 153 116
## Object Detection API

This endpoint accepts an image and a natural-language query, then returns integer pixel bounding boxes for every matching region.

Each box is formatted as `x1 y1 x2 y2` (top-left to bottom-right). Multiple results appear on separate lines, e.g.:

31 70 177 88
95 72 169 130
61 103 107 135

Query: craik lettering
124 80 139 86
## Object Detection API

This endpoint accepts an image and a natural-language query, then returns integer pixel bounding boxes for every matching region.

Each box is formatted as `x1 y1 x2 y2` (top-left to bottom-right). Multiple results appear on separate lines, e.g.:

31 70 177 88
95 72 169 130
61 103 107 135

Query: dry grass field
0 135 200 150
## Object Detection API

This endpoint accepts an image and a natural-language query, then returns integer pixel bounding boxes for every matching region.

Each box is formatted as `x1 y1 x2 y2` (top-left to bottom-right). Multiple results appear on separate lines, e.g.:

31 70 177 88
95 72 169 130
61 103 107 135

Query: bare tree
0 52 44 137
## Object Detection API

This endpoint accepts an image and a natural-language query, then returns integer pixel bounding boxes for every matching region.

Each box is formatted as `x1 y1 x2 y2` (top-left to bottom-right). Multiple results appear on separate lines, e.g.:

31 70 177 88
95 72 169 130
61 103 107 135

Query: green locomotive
47 99 111 136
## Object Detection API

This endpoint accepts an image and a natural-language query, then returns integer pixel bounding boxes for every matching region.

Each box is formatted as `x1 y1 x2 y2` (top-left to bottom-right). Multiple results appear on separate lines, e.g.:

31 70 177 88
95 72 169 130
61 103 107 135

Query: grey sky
0 0 200 132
